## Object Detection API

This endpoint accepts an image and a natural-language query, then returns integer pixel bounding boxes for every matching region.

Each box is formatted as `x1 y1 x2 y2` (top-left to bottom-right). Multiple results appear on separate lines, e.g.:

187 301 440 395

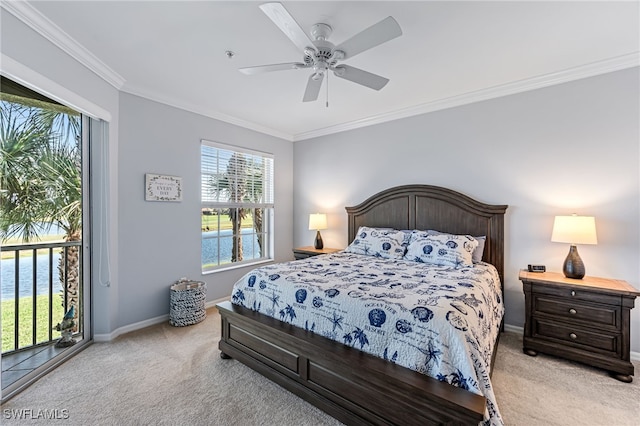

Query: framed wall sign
145 173 182 202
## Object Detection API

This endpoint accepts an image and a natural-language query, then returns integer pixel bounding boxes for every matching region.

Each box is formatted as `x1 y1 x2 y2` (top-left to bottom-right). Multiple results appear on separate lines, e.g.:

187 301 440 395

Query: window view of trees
0 85 82 329
201 142 274 271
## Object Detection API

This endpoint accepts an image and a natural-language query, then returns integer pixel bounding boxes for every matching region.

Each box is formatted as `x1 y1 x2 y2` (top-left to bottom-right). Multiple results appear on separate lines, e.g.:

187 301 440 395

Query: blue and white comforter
231 251 504 425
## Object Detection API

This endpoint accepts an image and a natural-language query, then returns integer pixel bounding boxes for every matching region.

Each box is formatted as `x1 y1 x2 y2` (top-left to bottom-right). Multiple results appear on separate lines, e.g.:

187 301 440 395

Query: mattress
230 251 504 425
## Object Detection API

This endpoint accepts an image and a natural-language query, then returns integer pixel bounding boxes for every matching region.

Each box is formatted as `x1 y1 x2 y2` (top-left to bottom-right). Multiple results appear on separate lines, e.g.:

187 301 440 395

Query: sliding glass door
0 77 92 401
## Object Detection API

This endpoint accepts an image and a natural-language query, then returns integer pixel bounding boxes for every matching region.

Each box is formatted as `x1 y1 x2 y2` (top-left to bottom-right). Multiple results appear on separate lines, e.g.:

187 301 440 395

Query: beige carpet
2 307 638 425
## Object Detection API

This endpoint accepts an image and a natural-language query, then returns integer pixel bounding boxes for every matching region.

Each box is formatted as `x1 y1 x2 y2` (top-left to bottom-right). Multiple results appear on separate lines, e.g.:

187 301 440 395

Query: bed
217 184 508 425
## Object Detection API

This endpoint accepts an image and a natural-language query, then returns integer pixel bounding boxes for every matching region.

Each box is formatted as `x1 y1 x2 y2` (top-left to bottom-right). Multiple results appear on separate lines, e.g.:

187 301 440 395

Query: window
201 140 274 272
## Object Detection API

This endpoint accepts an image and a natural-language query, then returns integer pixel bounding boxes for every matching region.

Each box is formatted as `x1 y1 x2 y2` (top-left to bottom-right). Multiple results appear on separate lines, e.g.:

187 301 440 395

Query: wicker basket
169 279 206 327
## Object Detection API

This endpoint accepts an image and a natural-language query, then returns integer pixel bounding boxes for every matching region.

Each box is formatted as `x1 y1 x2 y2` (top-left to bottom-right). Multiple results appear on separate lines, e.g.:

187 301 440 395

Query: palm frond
0 99 81 243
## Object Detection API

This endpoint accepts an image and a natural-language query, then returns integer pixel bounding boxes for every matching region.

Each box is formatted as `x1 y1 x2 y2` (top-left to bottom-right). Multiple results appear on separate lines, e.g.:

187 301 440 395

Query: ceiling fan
239 2 402 102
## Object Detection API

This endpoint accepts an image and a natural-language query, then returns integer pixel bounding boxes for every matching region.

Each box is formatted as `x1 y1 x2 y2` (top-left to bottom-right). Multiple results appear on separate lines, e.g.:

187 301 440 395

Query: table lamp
308 213 327 249
551 214 597 279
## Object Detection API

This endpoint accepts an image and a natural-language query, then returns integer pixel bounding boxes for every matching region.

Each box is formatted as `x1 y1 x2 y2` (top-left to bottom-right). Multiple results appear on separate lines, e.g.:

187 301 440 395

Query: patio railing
1 241 82 355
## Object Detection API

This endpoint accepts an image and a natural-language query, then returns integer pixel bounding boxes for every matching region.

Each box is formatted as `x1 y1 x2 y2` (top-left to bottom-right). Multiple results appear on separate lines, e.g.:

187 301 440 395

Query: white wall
117 93 294 327
293 68 640 352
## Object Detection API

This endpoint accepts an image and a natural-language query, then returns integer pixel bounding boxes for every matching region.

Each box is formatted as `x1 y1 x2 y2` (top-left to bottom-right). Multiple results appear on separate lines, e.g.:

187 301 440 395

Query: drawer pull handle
570 333 578 340
569 308 577 315
571 290 576 296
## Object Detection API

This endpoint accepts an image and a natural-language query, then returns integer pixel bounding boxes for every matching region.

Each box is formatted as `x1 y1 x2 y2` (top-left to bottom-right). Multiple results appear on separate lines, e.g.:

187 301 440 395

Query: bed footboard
217 301 485 425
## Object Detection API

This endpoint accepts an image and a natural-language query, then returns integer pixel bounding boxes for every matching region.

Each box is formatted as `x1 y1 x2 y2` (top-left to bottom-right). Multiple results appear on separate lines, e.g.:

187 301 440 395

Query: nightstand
293 246 341 260
519 270 639 382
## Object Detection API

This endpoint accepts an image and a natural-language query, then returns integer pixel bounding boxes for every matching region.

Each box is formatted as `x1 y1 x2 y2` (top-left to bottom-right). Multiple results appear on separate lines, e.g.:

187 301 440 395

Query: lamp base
562 245 585 279
314 230 324 250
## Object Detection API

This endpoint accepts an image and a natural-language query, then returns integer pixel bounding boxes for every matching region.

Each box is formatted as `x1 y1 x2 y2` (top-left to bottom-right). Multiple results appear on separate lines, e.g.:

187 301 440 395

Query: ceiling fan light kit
239 2 402 103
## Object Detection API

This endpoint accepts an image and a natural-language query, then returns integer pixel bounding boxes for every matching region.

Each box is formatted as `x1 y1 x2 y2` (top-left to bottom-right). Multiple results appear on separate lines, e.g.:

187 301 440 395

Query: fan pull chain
326 72 329 108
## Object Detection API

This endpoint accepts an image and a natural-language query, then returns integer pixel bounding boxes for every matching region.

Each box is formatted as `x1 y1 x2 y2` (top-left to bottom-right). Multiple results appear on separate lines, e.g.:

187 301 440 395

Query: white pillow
423 229 486 263
345 226 406 259
404 232 478 267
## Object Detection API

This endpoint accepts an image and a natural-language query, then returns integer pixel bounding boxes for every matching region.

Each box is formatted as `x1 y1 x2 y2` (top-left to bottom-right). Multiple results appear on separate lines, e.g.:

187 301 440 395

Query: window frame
200 139 274 273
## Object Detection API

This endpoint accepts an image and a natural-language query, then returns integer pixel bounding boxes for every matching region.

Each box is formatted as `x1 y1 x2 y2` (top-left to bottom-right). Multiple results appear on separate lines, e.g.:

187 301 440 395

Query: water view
1 253 63 300
1 224 66 301
202 229 261 265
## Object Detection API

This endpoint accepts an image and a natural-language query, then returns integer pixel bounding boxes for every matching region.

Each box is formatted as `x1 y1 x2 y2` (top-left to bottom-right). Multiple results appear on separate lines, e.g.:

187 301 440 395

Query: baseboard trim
93 296 229 342
204 296 230 309
502 323 640 362
503 323 523 335
93 309 640 361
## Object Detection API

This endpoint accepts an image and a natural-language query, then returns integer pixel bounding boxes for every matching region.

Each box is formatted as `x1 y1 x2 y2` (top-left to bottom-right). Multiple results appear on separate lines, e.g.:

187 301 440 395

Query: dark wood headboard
345 185 508 285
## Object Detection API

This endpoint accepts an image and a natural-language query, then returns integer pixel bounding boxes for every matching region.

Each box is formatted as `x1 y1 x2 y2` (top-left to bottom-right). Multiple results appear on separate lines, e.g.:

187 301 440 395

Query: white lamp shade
551 215 598 245
308 213 327 230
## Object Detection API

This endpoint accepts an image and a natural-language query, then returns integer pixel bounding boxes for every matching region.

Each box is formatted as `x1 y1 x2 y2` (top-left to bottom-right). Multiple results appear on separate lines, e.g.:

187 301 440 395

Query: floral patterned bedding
230 251 504 425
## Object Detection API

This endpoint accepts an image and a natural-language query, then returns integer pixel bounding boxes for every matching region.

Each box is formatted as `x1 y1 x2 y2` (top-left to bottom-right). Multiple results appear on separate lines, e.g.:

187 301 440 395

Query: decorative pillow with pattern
404 232 478 267
345 226 406 259
423 229 486 263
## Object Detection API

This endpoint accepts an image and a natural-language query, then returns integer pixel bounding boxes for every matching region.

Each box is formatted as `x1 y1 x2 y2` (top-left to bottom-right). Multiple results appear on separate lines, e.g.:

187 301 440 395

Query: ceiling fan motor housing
313 40 336 61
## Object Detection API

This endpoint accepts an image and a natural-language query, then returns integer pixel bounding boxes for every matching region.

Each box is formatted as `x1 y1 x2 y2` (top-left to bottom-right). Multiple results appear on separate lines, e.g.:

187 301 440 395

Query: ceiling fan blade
239 62 307 75
260 2 316 53
334 16 402 60
333 65 389 90
303 74 324 102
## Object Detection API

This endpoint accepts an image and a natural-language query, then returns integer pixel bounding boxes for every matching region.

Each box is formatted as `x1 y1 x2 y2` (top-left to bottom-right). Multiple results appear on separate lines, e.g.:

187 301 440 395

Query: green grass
1 294 65 352
201 213 254 231
1 234 66 260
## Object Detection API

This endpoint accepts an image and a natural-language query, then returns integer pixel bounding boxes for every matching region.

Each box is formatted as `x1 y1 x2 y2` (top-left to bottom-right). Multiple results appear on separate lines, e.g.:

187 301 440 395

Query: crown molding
4 0 290 139
292 52 640 141
1 53 112 121
122 52 638 143
5 0 637 142
121 83 293 141
1 0 126 89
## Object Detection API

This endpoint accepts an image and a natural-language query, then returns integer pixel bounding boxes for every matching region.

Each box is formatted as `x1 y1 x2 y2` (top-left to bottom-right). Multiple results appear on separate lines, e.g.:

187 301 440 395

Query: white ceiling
7 1 640 141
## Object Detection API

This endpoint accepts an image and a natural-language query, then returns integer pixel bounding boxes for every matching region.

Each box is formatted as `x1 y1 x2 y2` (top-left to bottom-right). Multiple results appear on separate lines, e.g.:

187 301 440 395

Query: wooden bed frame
217 185 508 425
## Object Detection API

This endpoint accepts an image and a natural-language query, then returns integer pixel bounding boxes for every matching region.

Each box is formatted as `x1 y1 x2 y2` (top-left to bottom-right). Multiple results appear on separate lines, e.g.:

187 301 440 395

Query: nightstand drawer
534 295 619 328
533 318 619 354
533 284 621 306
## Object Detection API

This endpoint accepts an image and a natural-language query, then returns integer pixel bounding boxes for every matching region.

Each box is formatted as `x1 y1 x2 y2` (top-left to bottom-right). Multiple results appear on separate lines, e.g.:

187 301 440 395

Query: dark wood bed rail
218 300 486 425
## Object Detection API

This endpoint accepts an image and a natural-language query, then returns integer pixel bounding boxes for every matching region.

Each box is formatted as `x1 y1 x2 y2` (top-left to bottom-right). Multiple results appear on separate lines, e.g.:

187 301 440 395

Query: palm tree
207 151 266 262
245 161 267 254
352 327 369 349
0 101 52 240
0 95 82 323
226 152 248 262
278 304 296 323
343 328 369 349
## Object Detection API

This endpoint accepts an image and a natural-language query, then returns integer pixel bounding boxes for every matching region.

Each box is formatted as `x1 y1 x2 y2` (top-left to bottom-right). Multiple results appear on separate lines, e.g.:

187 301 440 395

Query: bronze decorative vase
563 245 585 279
314 230 324 249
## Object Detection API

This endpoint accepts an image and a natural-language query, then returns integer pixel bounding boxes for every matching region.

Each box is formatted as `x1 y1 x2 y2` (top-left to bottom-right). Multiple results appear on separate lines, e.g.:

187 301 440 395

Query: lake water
1 228 259 300
1 223 65 301
1 252 63 300
202 229 261 265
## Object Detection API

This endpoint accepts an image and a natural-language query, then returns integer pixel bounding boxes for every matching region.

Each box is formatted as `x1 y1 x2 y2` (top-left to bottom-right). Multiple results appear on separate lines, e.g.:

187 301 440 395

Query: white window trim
200 139 274 273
